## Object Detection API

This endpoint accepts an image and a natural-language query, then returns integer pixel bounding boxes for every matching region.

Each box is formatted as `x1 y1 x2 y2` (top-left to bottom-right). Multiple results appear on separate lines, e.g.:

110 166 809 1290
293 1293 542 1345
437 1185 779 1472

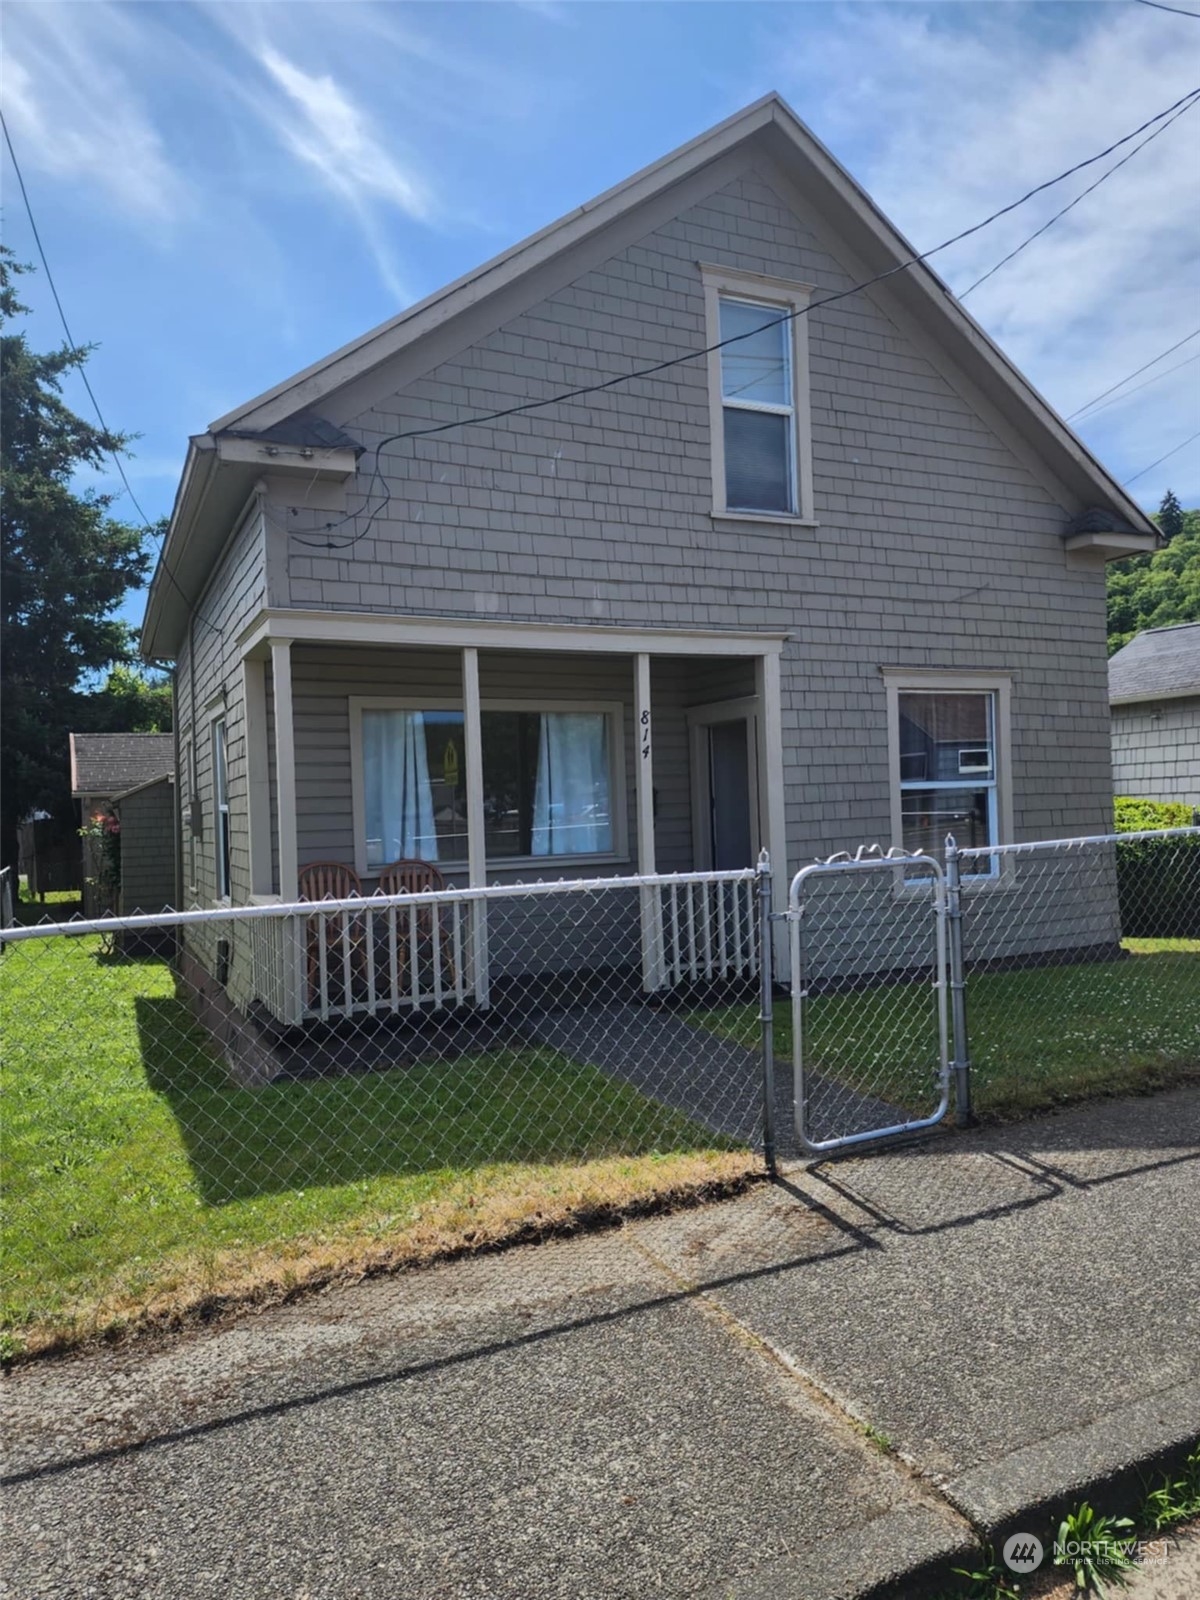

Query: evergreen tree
0 248 152 872
1158 488 1185 542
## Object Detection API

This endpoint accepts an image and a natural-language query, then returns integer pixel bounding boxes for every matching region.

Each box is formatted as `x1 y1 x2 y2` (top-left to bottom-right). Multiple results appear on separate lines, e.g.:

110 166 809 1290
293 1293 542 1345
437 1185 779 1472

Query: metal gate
787 848 950 1154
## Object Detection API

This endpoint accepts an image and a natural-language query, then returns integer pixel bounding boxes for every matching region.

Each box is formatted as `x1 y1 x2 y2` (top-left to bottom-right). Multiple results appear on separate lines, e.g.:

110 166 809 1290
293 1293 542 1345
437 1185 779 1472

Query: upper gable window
702 267 815 523
720 298 794 512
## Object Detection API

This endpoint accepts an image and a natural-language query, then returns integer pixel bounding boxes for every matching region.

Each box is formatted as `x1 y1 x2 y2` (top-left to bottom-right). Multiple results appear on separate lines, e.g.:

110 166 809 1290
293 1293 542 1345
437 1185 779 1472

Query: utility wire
958 92 1199 299
0 107 220 635
1135 0 1200 18
297 82 1200 552
1067 327 1200 419
1071 352 1200 423
1124 427 1200 484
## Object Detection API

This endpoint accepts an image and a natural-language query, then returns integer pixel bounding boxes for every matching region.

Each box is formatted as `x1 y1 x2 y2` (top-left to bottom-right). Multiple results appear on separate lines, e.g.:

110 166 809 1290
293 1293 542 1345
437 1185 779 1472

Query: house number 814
641 708 651 761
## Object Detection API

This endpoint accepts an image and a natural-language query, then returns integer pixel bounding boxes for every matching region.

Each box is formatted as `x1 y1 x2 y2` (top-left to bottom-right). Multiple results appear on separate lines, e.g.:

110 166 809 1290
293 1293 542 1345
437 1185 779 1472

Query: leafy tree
83 663 173 734
0 248 152 873
1107 491 1200 654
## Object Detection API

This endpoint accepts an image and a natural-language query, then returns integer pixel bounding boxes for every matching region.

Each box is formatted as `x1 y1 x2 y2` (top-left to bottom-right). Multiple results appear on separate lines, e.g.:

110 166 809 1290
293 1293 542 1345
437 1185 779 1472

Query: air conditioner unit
958 748 991 775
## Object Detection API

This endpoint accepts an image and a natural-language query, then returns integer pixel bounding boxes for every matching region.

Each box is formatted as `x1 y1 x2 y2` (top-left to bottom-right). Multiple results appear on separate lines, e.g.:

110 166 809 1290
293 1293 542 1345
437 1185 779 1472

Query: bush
1115 796 1197 833
1114 797 1200 938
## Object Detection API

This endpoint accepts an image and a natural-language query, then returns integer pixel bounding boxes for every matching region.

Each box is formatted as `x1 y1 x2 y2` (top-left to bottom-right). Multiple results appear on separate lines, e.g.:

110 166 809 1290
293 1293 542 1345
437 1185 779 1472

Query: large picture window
358 703 619 871
896 690 999 870
361 709 467 867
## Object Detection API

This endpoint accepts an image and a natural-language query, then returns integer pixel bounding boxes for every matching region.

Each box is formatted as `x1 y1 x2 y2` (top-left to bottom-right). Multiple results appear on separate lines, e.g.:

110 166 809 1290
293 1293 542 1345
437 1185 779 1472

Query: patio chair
298 861 366 1009
377 859 457 996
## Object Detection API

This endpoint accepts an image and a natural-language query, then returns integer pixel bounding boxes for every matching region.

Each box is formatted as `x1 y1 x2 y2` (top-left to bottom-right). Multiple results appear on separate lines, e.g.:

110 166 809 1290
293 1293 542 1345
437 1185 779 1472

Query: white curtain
532 713 611 856
362 710 438 865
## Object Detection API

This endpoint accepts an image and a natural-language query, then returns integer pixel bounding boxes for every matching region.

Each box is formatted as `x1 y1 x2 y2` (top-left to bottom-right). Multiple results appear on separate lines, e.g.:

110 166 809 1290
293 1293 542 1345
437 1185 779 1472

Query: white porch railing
244 867 762 1025
659 873 758 986
299 895 472 1024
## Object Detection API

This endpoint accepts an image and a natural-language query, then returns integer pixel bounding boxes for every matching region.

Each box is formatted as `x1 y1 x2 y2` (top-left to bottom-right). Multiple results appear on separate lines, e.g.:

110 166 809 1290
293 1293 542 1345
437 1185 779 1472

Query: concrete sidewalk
3 1088 1198 1599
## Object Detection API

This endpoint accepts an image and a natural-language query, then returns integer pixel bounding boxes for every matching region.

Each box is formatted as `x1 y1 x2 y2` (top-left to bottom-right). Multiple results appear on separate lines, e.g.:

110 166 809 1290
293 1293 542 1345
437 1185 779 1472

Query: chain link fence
953 826 1200 1117
0 867 767 1349
3 828 1197 1350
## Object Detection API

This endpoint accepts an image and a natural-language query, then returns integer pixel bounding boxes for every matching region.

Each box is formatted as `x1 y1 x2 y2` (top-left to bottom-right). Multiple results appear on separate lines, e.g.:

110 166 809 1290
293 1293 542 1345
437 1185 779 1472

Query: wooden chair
298 861 365 1009
376 859 457 996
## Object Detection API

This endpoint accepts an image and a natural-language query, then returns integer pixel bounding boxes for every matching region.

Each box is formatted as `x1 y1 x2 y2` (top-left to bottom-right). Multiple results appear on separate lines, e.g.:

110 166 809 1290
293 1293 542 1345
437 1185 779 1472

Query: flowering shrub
79 809 121 902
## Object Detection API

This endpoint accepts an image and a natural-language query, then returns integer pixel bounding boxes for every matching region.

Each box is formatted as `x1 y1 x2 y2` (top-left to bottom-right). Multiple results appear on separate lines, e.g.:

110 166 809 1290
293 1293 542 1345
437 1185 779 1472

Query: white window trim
348 695 629 876
882 670 1014 884
211 714 231 905
179 722 197 901
701 263 816 525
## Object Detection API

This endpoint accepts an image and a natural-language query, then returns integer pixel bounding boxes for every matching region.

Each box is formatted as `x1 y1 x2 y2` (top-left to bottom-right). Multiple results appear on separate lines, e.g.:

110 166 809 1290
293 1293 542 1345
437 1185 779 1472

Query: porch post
242 655 272 897
462 645 490 1008
271 639 298 900
755 649 787 983
270 637 303 1024
634 653 665 990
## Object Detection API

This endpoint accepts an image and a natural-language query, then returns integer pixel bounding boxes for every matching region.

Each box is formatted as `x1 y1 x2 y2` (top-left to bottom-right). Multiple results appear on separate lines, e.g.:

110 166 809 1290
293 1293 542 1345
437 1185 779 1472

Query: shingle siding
263 164 1109 870
175 504 268 997
1112 699 1200 805
117 779 176 916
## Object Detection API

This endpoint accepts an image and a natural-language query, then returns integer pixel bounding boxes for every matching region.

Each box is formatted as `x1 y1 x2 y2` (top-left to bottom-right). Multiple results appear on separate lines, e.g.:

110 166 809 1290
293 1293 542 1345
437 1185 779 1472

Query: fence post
944 834 973 1127
756 849 777 1175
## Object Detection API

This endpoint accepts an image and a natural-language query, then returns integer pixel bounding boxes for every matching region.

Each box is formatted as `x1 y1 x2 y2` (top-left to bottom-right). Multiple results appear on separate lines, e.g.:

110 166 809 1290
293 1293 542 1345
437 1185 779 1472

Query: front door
707 719 754 869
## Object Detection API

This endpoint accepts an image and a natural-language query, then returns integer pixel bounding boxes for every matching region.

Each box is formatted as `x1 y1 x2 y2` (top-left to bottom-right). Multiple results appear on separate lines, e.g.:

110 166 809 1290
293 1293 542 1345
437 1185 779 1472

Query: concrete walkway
3 1088 1198 1599
523 1002 907 1156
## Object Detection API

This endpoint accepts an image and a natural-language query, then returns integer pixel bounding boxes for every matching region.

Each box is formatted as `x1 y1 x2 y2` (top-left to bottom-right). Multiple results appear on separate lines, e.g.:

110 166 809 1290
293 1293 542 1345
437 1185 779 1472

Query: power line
958 92 1199 299
1124 427 1200 484
1067 327 1200 419
1135 0 1200 17
0 107 219 636
1071 352 1200 423
298 82 1200 552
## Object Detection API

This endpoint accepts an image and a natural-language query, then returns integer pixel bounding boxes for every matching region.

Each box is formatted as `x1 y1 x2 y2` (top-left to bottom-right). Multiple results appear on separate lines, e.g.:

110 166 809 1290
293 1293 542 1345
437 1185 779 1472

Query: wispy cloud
2 1 184 225
256 45 430 222
772 3 1200 498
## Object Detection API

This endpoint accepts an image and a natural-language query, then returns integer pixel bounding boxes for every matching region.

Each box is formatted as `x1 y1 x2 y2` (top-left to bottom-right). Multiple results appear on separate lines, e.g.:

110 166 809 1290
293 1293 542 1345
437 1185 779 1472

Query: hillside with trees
1107 489 1200 654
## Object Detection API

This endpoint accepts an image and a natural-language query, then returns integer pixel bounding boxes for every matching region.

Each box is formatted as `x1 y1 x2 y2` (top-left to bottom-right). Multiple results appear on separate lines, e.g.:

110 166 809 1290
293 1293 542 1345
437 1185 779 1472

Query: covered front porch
236 612 787 1024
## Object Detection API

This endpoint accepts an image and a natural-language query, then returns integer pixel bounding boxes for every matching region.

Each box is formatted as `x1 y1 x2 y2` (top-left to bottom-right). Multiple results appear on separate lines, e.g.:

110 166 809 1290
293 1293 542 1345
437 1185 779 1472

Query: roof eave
139 436 218 661
1065 530 1162 559
1111 685 1200 707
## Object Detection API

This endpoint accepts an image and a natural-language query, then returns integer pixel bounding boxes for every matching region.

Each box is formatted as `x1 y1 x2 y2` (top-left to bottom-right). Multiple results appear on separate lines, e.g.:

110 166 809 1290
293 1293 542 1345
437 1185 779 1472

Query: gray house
1109 622 1200 805
141 94 1157 1024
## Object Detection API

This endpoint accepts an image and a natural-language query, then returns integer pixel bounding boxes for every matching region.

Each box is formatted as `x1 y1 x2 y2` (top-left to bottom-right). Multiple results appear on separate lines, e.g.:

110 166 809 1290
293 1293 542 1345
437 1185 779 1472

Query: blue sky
4 0 1199 636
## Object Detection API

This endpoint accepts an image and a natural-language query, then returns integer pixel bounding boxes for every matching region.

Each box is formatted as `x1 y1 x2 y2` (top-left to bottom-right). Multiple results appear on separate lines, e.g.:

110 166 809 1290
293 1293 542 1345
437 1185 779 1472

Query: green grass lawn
702 941 1200 1120
0 934 745 1352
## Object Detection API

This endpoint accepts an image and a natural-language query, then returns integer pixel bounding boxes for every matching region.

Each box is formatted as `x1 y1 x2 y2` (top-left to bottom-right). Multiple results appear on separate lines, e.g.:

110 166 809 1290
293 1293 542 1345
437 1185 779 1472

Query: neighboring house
69 733 176 916
141 93 1159 1025
1109 623 1200 806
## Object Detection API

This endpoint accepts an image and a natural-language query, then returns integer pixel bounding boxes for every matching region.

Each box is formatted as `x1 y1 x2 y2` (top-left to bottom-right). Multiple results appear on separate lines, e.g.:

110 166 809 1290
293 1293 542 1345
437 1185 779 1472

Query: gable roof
70 733 175 799
1109 623 1200 705
143 91 1158 658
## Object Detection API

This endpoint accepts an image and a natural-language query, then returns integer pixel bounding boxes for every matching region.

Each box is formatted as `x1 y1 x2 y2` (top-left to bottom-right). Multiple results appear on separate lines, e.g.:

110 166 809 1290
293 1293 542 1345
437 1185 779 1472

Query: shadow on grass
134 996 728 1206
